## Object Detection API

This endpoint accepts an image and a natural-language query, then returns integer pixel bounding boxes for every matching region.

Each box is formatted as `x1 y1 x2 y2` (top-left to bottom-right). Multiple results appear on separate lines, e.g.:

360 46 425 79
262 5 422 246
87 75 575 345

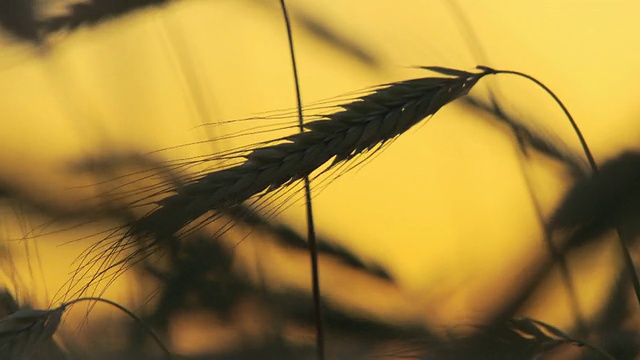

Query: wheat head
65 67 489 300
0 306 64 360
131 67 490 239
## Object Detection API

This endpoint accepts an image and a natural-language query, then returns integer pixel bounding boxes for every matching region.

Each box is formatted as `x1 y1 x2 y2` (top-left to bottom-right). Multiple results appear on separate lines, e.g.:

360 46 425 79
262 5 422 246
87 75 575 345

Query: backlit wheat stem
479 67 596 170
277 1 325 359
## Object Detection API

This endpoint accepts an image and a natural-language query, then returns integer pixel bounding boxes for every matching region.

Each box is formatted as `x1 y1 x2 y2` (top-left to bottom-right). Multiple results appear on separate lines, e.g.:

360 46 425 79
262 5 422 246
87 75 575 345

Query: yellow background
0 0 639 355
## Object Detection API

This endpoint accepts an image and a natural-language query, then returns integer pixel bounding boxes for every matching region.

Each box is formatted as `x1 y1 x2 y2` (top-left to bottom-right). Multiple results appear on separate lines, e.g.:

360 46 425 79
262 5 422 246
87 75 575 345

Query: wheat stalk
276 0 326 358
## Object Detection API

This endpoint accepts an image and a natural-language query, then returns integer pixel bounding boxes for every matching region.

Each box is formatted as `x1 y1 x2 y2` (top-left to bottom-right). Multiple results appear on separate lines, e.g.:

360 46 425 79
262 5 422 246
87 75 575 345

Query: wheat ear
0 306 64 359
131 67 491 239
0 296 172 359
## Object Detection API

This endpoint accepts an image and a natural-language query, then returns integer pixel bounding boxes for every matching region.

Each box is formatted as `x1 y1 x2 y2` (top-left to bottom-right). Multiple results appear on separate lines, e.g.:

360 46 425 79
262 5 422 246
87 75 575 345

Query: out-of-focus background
1 0 639 359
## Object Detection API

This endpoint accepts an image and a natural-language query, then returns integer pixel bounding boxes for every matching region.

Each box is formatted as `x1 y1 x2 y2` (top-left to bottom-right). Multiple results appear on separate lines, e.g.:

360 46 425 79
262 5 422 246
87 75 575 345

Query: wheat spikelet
131 67 490 240
0 306 64 360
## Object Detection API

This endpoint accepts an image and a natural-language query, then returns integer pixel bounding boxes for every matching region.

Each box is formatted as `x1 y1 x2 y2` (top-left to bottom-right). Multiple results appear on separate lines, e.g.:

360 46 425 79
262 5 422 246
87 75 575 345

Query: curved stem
62 297 172 359
479 67 596 171
479 65 640 308
278 1 324 359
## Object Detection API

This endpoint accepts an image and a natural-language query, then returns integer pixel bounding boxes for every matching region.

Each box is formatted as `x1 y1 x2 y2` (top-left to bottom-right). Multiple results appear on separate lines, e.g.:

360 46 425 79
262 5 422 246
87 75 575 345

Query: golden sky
0 0 639 352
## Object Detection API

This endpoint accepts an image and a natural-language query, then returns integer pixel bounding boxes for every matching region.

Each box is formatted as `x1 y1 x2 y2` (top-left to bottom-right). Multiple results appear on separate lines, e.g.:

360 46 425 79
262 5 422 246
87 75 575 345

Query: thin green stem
62 297 172 359
480 66 640 308
278 1 325 359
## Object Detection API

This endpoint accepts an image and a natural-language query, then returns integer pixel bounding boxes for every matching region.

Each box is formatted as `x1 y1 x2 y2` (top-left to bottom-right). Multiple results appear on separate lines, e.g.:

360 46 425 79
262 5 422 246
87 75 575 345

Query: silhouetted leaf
549 152 640 249
43 0 168 33
0 0 170 43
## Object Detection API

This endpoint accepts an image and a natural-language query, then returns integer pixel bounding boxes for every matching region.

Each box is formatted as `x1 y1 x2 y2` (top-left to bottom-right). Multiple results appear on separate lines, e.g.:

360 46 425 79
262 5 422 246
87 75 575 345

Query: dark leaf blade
549 152 640 249
459 96 588 177
42 0 169 33
291 7 380 68
0 0 39 42
225 205 395 282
